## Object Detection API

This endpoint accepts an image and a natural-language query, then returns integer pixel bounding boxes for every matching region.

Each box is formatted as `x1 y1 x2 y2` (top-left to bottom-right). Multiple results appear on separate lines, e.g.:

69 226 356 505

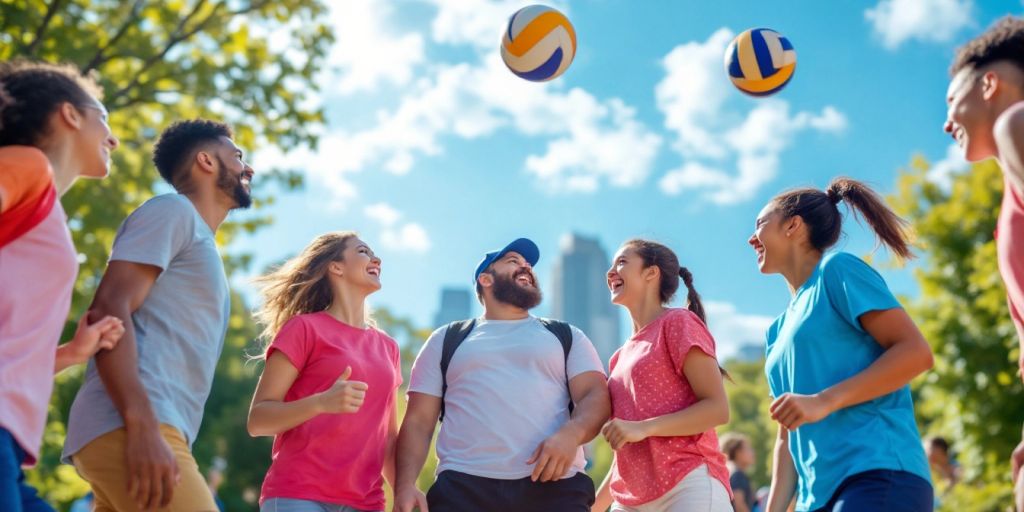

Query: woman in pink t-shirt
0 61 123 511
593 239 732 512
248 232 402 512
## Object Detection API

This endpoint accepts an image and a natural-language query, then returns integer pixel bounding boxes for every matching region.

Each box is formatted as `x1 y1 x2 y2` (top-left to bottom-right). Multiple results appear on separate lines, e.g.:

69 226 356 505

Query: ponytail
826 178 914 259
678 267 706 324
772 176 914 260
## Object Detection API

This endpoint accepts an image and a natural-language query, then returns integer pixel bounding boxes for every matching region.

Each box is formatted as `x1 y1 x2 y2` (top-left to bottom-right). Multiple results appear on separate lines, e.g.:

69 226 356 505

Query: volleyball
724 28 796 96
500 5 576 82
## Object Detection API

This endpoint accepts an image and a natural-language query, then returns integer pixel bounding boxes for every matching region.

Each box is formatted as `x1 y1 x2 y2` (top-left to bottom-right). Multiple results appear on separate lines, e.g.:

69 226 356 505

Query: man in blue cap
395 237 611 512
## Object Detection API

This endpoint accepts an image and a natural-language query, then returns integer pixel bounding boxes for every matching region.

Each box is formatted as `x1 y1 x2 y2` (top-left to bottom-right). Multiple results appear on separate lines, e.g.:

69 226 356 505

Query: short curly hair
0 60 103 147
152 119 232 190
951 16 1024 75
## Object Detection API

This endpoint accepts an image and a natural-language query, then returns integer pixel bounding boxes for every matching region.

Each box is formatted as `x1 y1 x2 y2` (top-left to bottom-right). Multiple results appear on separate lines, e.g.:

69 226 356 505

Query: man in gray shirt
395 237 611 512
63 119 254 511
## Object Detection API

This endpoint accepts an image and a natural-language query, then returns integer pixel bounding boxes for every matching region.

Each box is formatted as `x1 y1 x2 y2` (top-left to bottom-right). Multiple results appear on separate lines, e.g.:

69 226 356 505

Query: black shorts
426 470 595 512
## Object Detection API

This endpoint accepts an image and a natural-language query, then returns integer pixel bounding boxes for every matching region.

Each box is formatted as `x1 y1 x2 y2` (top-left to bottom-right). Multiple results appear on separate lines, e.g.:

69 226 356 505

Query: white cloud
655 28 736 159
363 203 431 253
328 1 425 94
865 0 974 50
308 52 661 194
381 223 432 253
428 0 570 50
363 202 401 226
927 143 968 190
702 301 775 359
656 30 848 205
265 0 659 197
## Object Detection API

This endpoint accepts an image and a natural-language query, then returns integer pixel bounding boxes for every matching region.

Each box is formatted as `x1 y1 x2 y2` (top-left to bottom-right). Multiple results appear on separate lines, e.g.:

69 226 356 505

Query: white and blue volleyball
500 5 576 82
724 28 797 96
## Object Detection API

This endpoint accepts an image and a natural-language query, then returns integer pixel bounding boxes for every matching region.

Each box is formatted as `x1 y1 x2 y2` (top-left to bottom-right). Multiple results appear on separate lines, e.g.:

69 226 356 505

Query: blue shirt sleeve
822 252 901 332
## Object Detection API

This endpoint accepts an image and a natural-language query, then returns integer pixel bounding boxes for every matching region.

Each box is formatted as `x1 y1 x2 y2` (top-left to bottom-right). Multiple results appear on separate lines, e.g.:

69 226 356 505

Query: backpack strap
439 319 477 422
538 318 575 415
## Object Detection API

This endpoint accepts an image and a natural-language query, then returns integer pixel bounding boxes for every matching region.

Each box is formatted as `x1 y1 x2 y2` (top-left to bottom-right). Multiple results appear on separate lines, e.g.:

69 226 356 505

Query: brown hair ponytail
678 267 706 324
773 177 914 259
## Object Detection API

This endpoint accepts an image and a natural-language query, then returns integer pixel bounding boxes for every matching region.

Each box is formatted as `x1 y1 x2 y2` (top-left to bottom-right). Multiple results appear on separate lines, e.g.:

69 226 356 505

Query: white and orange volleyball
724 28 797 96
500 5 576 82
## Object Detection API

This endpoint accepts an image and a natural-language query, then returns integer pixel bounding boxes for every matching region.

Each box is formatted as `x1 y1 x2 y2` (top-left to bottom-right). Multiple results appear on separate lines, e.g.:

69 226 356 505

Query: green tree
890 157 1021 509
721 358 775 490
1 1 333 509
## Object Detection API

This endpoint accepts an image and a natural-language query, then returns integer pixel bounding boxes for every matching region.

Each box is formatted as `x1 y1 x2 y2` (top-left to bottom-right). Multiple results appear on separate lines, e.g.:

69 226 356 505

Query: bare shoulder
994 101 1024 192
994 101 1024 141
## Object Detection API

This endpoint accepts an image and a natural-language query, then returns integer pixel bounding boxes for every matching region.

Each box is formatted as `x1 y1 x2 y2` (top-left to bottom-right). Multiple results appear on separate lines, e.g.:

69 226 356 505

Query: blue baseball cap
473 238 540 284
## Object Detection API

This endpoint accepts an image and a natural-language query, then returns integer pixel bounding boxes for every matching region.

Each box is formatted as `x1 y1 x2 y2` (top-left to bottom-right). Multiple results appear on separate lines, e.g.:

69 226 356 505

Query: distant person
721 433 756 512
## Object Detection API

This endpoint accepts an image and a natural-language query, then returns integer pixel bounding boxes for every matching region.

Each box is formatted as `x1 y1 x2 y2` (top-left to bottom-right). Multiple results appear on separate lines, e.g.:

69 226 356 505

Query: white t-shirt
409 316 605 480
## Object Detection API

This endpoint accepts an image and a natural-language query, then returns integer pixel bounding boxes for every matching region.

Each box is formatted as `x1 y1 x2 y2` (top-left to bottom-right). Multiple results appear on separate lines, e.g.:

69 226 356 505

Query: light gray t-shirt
63 194 230 460
408 316 605 480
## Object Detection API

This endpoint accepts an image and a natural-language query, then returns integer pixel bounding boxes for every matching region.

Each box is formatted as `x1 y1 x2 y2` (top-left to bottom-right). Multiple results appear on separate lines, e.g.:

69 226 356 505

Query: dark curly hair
951 16 1024 75
0 60 103 147
152 119 232 191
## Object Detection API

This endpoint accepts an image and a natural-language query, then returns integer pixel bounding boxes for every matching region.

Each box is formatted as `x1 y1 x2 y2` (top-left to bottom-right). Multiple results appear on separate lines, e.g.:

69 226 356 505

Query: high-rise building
550 233 622 367
433 287 472 328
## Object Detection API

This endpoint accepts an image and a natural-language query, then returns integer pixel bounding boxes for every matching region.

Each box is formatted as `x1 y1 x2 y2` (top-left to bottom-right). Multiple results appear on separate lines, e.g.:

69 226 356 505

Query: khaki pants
72 424 218 512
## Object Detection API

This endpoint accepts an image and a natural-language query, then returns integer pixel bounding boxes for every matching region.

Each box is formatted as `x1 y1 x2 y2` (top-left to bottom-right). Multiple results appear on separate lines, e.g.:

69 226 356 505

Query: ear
643 264 660 282
327 261 344 277
784 215 803 237
195 149 217 176
982 71 999 101
478 273 493 290
57 102 84 130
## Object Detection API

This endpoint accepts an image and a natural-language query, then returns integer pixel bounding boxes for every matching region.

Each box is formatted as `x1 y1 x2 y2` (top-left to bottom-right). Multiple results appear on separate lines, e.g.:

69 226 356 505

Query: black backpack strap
439 319 476 422
539 318 575 415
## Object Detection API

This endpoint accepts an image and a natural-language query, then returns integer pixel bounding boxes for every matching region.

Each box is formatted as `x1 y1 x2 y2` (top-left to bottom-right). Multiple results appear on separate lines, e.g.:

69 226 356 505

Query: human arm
528 370 610 482
766 424 798 512
394 392 439 512
54 312 124 373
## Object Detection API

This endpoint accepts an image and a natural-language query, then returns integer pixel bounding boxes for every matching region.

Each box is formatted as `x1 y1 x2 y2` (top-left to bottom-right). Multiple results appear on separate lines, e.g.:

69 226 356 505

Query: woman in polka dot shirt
593 239 733 512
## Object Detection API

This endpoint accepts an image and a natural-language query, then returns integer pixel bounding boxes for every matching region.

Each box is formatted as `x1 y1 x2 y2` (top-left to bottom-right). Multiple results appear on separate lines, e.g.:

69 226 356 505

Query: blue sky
234 0 1022 357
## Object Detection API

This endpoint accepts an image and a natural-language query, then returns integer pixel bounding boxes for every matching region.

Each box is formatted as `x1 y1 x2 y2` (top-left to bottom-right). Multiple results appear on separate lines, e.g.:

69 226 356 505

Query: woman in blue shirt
748 177 934 512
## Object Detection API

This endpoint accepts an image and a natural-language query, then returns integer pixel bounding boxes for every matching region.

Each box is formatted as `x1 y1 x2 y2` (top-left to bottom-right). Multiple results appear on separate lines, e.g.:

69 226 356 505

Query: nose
747 233 758 247
106 134 119 151
943 119 953 134
371 255 381 265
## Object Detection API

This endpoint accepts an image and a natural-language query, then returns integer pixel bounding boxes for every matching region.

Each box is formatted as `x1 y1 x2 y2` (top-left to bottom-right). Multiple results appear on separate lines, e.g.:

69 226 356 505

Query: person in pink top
593 239 732 512
248 231 402 512
0 60 124 511
942 16 1024 510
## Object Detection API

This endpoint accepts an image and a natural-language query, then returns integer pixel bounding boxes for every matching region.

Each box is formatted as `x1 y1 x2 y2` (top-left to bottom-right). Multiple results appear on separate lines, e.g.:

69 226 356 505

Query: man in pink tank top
944 15 1024 510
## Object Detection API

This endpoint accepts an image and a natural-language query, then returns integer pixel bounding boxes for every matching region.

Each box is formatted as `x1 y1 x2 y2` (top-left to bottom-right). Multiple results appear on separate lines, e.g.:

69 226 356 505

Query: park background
2 0 1024 509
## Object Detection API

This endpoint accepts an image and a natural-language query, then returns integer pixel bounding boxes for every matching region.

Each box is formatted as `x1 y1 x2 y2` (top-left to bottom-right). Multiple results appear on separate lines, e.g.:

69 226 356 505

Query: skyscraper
550 233 622 367
433 287 472 328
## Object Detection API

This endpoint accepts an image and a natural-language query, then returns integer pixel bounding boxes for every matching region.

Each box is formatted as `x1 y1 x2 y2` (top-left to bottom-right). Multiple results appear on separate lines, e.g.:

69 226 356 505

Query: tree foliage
891 157 1021 509
0 1 333 509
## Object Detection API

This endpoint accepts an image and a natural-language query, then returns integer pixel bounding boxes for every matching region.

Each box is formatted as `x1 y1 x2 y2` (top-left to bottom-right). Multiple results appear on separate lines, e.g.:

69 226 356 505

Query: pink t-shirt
260 312 402 510
998 177 1024 358
607 308 732 506
0 147 77 466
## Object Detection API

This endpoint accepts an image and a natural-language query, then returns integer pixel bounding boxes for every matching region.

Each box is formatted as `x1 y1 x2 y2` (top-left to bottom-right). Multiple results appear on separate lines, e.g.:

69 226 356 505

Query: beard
490 268 542 310
216 155 252 209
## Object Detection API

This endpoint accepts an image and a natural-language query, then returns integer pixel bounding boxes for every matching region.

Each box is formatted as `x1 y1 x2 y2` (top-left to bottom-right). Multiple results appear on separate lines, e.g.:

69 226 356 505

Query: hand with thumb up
316 366 368 414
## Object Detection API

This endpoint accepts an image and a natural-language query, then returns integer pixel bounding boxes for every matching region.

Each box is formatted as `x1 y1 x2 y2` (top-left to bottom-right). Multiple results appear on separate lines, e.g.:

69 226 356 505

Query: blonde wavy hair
252 231 362 355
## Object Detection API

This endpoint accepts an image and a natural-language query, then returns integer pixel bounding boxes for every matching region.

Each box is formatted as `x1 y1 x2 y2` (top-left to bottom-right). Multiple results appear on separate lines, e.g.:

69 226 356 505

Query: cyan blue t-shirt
764 252 930 511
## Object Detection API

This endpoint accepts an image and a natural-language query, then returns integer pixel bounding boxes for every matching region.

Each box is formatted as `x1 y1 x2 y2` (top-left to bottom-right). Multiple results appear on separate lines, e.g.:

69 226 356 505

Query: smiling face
328 237 382 295
481 251 542 310
944 67 999 162
213 136 255 209
71 97 119 179
747 203 795 275
607 245 658 307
